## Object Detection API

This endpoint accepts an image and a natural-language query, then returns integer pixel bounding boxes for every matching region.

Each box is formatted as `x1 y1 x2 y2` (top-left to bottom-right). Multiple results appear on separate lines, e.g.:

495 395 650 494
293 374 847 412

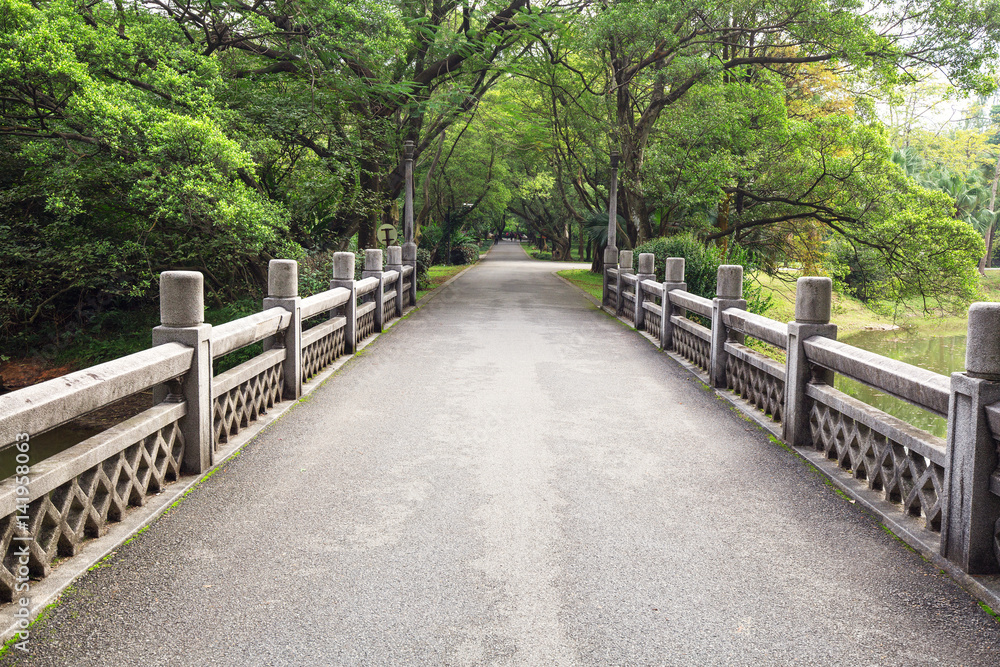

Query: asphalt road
7 242 1000 666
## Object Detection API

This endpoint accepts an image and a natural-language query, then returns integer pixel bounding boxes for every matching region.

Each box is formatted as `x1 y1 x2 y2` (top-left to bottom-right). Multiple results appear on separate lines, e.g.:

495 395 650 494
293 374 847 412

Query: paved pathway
7 243 1000 665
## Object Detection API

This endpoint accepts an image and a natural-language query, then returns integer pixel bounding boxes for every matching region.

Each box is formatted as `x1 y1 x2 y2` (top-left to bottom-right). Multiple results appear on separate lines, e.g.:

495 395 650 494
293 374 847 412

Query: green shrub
299 251 334 297
450 243 479 265
633 233 773 316
633 233 723 296
416 248 432 289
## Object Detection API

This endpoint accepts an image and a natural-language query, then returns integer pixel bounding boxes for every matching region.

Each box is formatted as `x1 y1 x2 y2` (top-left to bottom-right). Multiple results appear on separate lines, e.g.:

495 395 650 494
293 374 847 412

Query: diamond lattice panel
302 328 346 383
809 401 943 531
0 419 183 602
727 356 784 423
357 307 375 341
673 327 710 373
213 361 284 449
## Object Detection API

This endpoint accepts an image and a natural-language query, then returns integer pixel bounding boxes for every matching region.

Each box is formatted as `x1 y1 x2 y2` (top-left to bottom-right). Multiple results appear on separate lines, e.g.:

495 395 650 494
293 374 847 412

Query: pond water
0 425 102 480
834 329 965 439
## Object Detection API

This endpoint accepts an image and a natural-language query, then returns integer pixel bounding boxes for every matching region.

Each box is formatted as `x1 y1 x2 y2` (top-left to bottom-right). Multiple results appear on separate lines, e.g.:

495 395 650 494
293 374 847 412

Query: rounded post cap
403 140 415 159
387 246 402 265
268 259 298 298
966 303 1000 378
332 252 355 280
638 253 655 274
365 249 383 272
794 277 833 323
716 265 743 299
619 250 634 269
159 271 204 327
665 258 685 282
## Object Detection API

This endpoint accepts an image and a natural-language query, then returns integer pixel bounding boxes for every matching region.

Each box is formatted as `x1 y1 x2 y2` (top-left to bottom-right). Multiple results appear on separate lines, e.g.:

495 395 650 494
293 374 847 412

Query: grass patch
557 269 603 300
416 264 468 301
754 269 1000 341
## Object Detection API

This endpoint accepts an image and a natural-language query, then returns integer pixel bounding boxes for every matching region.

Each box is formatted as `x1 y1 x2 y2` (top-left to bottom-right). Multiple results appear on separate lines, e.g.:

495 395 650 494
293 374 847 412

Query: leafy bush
633 233 724 297
299 251 334 297
450 243 479 265
633 233 773 315
416 248 433 289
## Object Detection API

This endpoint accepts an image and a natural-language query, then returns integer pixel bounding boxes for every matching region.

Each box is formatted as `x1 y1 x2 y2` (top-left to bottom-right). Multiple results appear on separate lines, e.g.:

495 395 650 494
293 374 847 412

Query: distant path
6 242 1000 665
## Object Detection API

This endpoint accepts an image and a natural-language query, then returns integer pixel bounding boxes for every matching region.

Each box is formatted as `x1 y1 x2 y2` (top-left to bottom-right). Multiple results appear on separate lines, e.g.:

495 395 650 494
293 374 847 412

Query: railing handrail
802 336 950 417
212 307 292 359
722 308 788 350
300 287 350 320
668 289 713 318
356 276 379 297
0 342 193 448
640 279 663 298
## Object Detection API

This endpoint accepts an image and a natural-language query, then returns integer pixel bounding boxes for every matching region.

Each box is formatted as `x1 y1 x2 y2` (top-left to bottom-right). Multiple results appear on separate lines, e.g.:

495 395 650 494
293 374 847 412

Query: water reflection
835 330 965 439
0 426 102 480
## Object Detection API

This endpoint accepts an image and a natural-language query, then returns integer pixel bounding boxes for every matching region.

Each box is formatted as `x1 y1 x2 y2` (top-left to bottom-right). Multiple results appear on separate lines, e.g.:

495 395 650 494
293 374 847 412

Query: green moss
978 601 1000 621
0 586 69 657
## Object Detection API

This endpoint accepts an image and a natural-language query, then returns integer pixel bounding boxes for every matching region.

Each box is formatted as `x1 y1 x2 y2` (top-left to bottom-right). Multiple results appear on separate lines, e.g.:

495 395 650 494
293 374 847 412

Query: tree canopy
3 0 1000 344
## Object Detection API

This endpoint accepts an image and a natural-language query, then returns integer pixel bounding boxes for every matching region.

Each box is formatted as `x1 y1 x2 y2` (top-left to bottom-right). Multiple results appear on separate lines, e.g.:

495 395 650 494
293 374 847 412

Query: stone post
362 249 385 333
710 266 747 388
402 140 418 306
331 252 357 354
660 258 686 351
262 259 302 401
616 250 633 316
152 271 212 474
386 246 404 317
602 150 620 307
782 277 837 448
634 252 655 330
942 303 1000 574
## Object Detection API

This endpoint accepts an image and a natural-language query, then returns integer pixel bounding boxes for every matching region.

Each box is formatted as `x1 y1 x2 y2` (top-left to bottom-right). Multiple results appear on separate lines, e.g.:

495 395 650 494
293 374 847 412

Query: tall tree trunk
978 152 1000 275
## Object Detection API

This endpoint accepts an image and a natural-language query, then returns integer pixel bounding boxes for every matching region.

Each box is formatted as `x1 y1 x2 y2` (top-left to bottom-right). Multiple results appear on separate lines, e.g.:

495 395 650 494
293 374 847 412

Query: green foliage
633 234 724 299
450 244 480 265
416 248 433 289
633 233 773 315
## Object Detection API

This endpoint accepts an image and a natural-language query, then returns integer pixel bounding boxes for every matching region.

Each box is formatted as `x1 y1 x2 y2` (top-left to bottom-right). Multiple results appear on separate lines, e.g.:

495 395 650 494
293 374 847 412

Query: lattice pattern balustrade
673 326 710 373
809 400 944 532
645 311 661 340
726 355 784 422
0 416 184 601
213 360 284 450
619 291 635 317
382 296 397 326
302 327 346 383
357 306 375 341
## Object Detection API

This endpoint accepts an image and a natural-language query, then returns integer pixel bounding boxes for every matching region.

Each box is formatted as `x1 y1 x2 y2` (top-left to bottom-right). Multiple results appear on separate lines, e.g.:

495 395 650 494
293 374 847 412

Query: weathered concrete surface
6 242 1000 665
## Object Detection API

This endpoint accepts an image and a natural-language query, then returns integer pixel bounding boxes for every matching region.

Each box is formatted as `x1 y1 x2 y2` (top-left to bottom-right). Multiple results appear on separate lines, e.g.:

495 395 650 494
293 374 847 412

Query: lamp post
607 150 620 259
402 140 417 304
602 150 621 306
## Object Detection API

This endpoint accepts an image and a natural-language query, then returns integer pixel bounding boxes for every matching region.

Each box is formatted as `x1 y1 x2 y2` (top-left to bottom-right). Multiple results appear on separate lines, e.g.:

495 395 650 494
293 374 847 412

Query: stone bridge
2 242 1000 664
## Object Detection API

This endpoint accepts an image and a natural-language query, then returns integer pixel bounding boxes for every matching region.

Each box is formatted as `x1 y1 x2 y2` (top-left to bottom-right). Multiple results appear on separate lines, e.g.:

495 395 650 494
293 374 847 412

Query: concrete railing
0 248 418 602
607 252 1000 579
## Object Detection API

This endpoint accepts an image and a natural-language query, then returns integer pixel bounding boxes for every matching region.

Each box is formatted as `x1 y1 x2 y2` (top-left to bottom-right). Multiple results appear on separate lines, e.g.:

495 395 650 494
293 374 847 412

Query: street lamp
607 149 620 256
